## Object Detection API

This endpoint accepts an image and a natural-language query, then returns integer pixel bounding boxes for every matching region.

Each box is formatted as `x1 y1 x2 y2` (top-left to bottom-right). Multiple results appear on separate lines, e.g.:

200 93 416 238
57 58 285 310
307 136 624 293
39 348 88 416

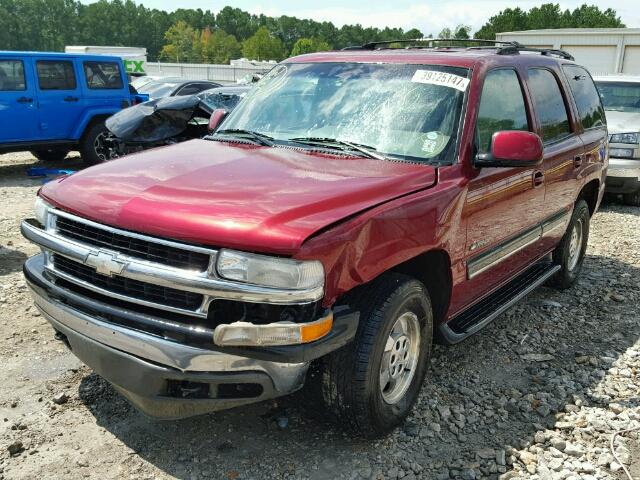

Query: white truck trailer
65 46 147 75
495 28 640 75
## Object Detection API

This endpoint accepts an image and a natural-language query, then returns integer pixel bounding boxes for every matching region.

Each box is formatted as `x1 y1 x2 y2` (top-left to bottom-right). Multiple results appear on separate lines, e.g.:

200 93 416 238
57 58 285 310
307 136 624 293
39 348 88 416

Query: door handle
573 155 583 168
533 171 545 187
64 96 79 102
17 96 33 103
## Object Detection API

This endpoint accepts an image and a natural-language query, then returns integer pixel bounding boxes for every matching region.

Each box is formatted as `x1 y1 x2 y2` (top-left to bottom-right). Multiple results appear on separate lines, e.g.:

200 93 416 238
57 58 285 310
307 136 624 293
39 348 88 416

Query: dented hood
41 140 436 253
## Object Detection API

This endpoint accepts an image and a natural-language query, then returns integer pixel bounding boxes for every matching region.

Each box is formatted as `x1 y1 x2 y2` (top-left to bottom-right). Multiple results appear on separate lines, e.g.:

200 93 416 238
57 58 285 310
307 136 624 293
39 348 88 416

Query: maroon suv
22 40 607 436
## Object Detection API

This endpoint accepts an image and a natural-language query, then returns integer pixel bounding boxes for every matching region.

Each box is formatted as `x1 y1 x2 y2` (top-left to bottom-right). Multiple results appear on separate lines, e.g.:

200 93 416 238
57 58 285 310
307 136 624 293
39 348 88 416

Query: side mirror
475 131 543 168
208 109 228 132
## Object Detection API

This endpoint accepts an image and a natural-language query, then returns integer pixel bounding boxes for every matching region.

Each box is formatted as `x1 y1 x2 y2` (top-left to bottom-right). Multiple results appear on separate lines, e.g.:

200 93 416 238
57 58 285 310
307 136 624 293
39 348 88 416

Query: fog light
213 311 333 346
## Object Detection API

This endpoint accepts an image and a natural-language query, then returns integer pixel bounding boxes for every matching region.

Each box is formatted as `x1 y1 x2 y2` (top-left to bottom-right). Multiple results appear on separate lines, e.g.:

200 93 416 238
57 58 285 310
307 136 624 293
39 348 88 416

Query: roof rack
342 38 576 61
342 38 514 51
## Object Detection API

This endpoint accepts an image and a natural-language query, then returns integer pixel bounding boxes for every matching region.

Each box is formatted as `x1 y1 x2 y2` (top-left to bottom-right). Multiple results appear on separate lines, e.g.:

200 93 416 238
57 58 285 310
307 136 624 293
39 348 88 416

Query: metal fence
144 62 272 84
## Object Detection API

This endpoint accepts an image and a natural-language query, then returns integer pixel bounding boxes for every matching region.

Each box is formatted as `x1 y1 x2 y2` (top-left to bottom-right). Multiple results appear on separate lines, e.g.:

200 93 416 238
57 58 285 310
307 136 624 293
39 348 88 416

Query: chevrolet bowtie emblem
85 250 127 277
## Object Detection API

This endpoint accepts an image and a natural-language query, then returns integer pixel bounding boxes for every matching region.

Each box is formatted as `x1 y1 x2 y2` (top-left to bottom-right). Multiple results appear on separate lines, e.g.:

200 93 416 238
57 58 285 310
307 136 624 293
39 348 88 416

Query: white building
495 28 640 75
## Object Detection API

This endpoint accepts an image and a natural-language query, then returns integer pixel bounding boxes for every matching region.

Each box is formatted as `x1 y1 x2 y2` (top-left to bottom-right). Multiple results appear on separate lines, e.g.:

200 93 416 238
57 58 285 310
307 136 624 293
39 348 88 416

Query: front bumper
24 255 358 419
606 157 640 194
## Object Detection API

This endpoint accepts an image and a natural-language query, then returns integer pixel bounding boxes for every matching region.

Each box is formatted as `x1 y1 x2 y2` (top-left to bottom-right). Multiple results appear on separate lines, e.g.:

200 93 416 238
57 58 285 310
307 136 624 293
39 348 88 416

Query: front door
453 68 547 315
33 57 85 140
0 58 38 142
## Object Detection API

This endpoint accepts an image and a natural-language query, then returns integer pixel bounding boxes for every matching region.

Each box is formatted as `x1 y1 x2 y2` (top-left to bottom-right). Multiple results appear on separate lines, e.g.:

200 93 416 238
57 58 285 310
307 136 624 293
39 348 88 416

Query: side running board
438 262 561 345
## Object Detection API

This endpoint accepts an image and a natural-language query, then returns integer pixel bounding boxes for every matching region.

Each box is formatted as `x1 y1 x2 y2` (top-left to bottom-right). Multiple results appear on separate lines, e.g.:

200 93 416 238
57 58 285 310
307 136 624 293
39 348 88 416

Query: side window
83 61 123 89
0 60 26 91
562 65 606 129
176 84 200 96
527 69 571 144
476 69 529 154
36 60 76 90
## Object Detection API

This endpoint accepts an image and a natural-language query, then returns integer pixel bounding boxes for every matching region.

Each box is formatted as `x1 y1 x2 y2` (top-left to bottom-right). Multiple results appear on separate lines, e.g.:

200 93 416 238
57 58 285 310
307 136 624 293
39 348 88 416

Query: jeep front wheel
317 273 433 437
79 122 111 166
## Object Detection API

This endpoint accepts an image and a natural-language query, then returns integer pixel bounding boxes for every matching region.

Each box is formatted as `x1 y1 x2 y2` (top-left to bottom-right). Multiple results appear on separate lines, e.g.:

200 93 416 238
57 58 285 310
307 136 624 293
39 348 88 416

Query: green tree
160 21 197 62
475 3 624 39
200 28 241 64
454 25 471 39
290 37 331 56
242 26 285 61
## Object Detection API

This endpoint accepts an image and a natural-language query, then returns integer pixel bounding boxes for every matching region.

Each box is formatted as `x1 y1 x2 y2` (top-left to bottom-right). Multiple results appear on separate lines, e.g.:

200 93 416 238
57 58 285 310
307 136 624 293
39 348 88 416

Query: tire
30 148 69 162
79 121 110 166
314 273 433 437
623 190 640 207
548 199 590 290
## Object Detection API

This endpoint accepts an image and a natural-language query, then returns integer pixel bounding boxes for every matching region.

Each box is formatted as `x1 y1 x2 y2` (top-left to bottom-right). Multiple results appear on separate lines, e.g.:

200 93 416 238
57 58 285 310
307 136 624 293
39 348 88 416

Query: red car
22 40 607 437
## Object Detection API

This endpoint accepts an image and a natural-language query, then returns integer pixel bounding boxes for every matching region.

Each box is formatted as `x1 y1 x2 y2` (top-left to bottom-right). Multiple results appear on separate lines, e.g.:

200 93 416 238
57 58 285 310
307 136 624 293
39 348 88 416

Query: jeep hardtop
0 51 146 165
22 40 607 437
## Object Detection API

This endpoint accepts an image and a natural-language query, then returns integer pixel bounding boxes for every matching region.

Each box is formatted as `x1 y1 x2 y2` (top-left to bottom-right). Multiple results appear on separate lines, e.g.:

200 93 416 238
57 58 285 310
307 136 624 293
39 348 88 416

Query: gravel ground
0 152 639 480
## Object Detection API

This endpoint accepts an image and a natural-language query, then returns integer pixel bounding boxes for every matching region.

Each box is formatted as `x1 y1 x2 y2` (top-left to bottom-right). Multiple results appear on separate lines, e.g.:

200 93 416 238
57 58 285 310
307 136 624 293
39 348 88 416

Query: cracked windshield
221 62 469 163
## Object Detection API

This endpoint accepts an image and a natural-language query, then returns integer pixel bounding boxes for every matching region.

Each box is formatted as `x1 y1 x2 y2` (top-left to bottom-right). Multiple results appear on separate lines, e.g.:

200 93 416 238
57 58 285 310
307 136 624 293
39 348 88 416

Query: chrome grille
53 254 204 311
55 215 210 271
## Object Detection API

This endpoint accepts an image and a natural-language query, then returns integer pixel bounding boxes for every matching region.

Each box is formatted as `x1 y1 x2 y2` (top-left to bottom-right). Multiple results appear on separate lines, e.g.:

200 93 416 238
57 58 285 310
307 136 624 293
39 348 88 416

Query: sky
98 0 640 35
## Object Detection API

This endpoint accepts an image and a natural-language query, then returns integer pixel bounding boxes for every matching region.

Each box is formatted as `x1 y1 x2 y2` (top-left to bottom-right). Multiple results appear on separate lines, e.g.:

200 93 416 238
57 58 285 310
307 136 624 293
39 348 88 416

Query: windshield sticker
421 132 448 156
411 70 470 92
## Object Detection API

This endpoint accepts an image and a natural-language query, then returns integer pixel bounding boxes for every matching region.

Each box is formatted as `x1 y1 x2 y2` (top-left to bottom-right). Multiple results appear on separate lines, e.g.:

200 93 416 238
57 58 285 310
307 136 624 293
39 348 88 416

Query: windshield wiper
210 129 275 147
288 137 387 160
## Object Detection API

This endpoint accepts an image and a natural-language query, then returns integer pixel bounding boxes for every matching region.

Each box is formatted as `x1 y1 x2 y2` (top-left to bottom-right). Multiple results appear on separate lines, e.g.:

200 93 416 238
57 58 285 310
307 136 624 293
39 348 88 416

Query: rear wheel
623 190 640 207
79 121 111 166
30 148 69 162
315 273 433 437
548 199 590 289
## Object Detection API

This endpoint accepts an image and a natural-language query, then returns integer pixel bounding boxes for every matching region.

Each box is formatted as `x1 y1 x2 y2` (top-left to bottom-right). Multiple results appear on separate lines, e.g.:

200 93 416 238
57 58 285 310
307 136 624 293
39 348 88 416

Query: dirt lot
0 152 639 480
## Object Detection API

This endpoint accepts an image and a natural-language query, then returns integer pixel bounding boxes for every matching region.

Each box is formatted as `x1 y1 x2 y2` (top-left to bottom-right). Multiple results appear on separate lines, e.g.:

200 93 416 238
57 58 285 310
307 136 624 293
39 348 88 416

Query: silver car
594 75 640 206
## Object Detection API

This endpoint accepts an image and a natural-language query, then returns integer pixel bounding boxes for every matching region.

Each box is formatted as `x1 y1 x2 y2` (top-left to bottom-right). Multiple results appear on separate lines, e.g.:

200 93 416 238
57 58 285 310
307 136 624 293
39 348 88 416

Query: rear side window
36 60 76 90
527 69 571 144
563 65 606 129
476 69 529 154
0 60 26 91
83 61 124 89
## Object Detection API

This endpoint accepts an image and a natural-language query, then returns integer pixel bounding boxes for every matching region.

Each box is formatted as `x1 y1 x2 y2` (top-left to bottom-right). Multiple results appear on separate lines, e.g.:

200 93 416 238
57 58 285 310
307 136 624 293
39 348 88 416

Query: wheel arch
578 179 600 217
72 110 116 140
388 249 452 326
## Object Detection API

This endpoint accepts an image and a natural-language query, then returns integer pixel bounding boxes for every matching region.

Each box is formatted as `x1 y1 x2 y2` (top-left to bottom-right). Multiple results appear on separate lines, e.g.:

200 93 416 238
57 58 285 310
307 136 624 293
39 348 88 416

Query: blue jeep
0 51 146 165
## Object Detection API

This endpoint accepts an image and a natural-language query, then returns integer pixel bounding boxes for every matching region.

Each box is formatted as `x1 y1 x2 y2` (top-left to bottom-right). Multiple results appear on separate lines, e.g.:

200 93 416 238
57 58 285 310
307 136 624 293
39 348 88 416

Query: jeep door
0 57 38 142
33 57 85 140
80 59 129 109
456 68 547 313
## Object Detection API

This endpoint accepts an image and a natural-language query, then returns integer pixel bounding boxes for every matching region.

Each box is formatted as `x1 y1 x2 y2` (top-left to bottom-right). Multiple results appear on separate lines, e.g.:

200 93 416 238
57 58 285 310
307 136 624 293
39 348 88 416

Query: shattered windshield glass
221 62 469 163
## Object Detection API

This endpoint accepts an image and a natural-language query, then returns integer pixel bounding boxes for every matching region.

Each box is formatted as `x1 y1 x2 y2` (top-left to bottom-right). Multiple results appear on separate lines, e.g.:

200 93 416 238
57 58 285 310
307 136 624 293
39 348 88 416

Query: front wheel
79 122 111 166
548 199 590 289
316 273 433 437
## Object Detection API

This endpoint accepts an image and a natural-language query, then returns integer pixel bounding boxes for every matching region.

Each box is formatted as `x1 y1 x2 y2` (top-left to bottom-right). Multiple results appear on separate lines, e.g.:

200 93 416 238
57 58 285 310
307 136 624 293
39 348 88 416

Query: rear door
81 59 129 109
525 67 584 250
0 57 38 142
34 57 85 140
562 65 607 187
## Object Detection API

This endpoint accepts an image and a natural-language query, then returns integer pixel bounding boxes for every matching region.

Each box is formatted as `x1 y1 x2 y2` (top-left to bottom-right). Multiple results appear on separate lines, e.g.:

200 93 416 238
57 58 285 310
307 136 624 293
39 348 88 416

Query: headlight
610 132 639 144
216 249 324 290
34 196 51 227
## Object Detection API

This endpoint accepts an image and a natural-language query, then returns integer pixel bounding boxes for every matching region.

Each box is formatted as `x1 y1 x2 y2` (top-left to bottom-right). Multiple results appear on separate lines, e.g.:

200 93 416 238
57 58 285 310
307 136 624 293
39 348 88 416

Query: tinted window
527 69 571 144
0 60 26 91
176 84 202 96
36 60 76 90
476 69 529 153
563 65 605 129
83 61 123 89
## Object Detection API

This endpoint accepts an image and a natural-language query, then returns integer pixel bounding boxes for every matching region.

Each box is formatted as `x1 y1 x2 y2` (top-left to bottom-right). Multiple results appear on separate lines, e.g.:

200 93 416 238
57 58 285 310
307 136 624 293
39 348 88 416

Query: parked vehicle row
21 40 608 436
0 51 147 164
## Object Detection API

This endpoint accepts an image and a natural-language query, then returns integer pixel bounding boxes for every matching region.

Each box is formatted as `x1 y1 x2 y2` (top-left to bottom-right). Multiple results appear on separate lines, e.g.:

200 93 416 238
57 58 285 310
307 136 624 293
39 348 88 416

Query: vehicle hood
41 140 436 254
605 110 640 135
